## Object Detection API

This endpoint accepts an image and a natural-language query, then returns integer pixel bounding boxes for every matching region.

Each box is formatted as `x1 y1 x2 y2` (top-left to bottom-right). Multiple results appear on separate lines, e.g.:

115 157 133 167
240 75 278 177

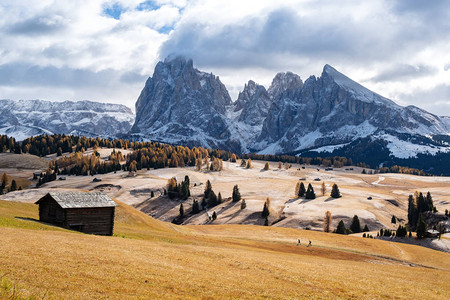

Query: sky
0 0 449 115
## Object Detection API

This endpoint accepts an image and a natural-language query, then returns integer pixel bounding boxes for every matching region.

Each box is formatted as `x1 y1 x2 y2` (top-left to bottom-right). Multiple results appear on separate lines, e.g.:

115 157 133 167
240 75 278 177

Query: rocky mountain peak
268 71 303 99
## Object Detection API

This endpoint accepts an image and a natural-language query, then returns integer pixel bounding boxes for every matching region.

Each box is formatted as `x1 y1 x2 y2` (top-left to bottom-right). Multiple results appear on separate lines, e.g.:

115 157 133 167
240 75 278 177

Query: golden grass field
0 199 449 299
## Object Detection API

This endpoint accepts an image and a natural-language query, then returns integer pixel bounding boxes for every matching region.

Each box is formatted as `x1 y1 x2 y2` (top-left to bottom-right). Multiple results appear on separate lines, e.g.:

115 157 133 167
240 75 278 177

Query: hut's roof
36 191 117 209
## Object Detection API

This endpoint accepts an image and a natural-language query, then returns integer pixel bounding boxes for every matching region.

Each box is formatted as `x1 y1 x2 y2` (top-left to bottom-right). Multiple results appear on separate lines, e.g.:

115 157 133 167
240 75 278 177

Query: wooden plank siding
36 192 116 236
64 207 115 236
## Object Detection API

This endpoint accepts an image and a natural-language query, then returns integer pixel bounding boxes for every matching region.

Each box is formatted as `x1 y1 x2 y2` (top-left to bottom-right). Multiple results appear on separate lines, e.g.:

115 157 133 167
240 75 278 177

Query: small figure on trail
297 239 301 246
307 240 312 247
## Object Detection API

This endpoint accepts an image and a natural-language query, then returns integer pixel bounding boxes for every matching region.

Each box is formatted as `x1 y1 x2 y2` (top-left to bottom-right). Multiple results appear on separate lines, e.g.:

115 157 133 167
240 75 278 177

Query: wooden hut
35 191 117 236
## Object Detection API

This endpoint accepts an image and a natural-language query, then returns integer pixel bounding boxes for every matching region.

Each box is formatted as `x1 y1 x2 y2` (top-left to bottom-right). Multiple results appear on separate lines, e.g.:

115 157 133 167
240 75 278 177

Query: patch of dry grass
0 200 449 299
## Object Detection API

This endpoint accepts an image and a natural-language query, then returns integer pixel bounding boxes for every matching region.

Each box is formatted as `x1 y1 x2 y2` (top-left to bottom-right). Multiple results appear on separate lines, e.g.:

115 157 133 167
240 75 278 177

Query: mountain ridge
131 56 450 160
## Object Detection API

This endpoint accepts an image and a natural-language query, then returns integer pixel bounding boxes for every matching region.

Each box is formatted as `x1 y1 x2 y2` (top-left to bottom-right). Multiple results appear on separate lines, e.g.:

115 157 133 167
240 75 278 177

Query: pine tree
207 191 218 208
262 201 270 218
305 184 316 199
425 192 434 212
330 183 341 198
363 224 369 232
264 162 270 170
278 161 282 169
10 180 17 192
350 215 361 233
336 220 346 234
192 200 200 214
212 211 217 221
391 215 396 224
179 203 184 217
264 216 269 226
204 180 212 199
167 177 178 199
324 211 332 232
362 169 366 174
240 199 246 209
218 192 222 204
298 182 306 197
151 191 155 198
240 159 246 167
416 214 427 239
232 185 241 202
407 194 418 230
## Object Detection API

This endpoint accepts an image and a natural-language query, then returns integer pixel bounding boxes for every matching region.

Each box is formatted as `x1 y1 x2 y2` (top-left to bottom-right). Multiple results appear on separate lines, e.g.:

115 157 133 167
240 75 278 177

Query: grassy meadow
0 199 449 299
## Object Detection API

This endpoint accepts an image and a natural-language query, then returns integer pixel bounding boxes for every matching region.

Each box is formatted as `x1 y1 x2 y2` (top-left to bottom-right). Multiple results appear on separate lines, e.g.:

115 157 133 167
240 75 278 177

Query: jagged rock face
236 81 272 126
258 65 450 153
131 57 449 157
0 99 135 140
131 56 234 150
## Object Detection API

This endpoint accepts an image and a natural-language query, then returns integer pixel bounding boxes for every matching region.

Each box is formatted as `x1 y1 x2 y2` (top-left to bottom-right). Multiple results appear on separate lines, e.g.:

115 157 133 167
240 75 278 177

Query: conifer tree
416 214 427 239
262 199 270 218
350 215 361 233
321 181 326 196
230 154 237 162
212 211 217 221
179 203 184 217
295 182 300 197
264 162 270 170
407 194 418 230
330 183 341 198
204 180 212 199
192 200 200 214
241 199 246 209
391 215 396 224
232 185 241 202
305 183 316 199
10 180 17 192
218 192 222 204
336 220 346 234
240 159 246 167
278 161 282 169
151 191 155 198
324 211 332 232
264 216 269 226
246 158 252 169
363 224 369 232
298 182 306 197
1 173 8 190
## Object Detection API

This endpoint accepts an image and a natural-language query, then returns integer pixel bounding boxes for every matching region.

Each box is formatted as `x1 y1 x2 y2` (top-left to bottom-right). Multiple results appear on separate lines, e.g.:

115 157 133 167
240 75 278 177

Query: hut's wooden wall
38 196 65 225
64 207 115 236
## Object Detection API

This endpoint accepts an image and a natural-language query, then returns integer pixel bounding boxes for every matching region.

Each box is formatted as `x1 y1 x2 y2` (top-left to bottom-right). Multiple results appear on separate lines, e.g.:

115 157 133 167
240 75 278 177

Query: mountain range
2 56 450 172
131 56 450 159
0 99 135 140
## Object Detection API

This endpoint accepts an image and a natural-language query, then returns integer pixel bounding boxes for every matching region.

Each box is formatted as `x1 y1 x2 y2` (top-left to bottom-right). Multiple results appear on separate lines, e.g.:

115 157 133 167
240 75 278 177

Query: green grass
0 200 66 232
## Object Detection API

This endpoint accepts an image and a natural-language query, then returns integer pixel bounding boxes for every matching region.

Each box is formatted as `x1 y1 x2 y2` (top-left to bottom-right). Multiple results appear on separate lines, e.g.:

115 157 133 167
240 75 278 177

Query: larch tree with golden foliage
324 211 332 232
264 162 270 170
321 181 326 196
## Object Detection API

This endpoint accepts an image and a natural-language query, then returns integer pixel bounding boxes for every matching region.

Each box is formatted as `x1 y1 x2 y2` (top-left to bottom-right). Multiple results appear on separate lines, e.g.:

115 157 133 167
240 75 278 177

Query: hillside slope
0 200 449 299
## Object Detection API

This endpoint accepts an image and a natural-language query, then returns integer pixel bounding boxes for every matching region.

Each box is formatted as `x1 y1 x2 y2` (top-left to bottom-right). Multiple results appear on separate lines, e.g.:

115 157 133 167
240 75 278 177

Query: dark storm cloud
370 64 438 82
160 3 450 70
160 9 373 69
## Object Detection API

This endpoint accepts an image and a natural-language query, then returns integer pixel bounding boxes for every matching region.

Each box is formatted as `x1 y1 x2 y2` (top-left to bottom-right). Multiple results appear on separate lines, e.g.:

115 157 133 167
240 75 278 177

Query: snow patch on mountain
378 133 450 159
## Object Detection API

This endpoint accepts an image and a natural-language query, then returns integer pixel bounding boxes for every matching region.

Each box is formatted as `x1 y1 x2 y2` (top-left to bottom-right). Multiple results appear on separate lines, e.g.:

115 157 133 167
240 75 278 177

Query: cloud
370 64 439 82
397 84 450 116
0 0 448 116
